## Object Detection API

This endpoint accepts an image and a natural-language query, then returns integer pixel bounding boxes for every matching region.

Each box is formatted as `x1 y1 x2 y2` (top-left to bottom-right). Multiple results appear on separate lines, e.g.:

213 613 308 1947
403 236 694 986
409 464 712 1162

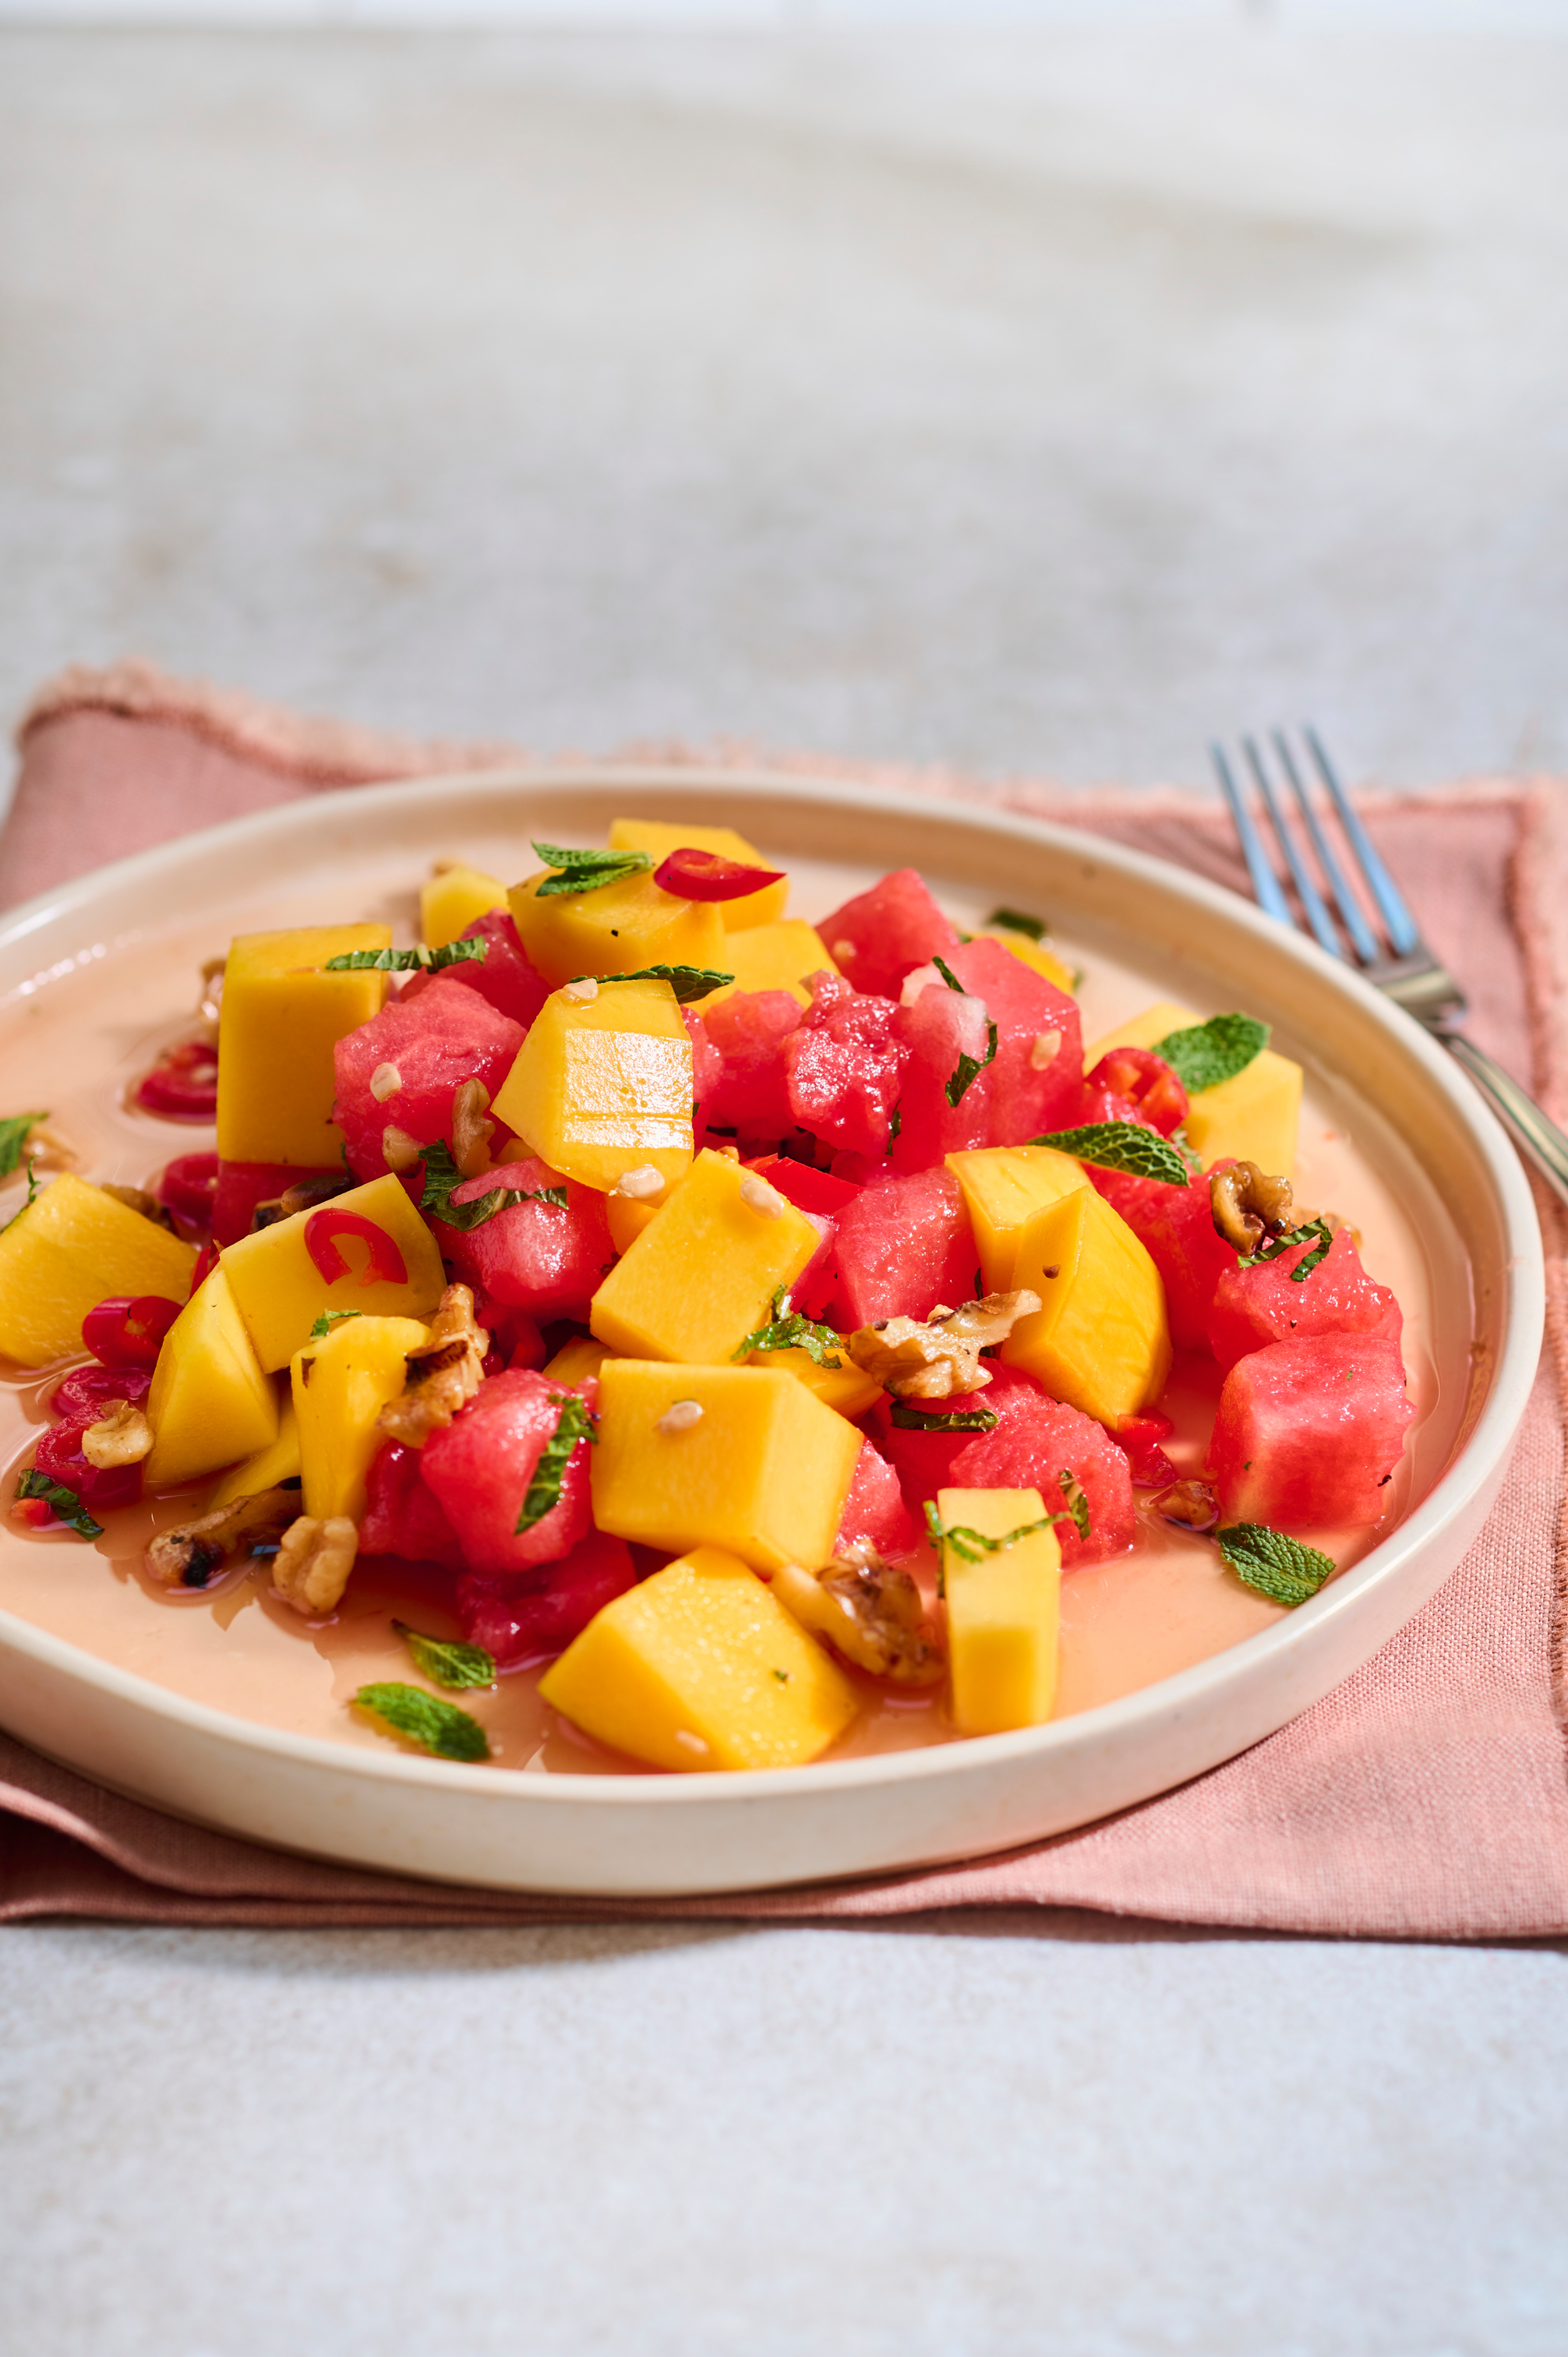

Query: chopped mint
923 1493 1086 1590
946 1022 998 1108
1153 1012 1268 1095
1058 1469 1091 1541
421 1140 567 1230
888 1103 902 1143
889 1401 998 1433
1216 1523 1336 1609
984 908 1047 942
577 964 735 1003
1239 1217 1336 1283
515 1394 597 1534
733 1288 843 1368
353 1681 490 1762
392 1621 496 1691
3 1156 41 1230
932 956 966 993
309 1309 363 1340
323 939 488 973
0 1112 47 1179
16 1468 104 1540
1032 1121 1189 1186
531 842 652 899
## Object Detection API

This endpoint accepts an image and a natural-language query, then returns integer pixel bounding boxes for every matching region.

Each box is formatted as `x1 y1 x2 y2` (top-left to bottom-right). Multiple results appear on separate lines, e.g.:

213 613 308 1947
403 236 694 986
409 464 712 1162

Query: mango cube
1003 1185 1171 1423
421 862 507 949
540 1334 612 1386
592 1359 863 1574
696 921 839 1009
979 926 1079 996
947 1144 1090 1292
606 1189 660 1256
216 925 391 1166
748 1341 883 1422
0 1174 197 1369
208 1397 300 1508
220 1170 446 1372
146 1266 280 1486
607 818 789 931
291 1313 431 1522
1085 998 1303 1178
490 977 694 1197
539 1545 859 1771
936 1486 1061 1734
509 868 726 991
591 1149 820 1364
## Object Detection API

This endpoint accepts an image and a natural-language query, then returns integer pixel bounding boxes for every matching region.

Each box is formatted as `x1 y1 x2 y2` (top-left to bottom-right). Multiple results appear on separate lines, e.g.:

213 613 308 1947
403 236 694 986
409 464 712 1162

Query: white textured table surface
2 23 1568 2355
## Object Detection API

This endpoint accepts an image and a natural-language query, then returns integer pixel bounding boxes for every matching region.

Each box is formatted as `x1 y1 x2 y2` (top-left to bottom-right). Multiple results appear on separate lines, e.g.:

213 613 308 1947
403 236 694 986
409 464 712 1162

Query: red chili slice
304 1209 408 1288
51 1362 154 1426
157 1150 221 1226
1082 1047 1188 1139
81 1294 183 1369
187 1239 220 1299
653 846 786 903
136 1038 219 1120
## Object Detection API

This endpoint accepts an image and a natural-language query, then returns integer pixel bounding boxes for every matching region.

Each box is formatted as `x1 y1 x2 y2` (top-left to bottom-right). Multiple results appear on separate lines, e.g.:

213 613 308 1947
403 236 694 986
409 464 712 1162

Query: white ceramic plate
0 768 1543 1894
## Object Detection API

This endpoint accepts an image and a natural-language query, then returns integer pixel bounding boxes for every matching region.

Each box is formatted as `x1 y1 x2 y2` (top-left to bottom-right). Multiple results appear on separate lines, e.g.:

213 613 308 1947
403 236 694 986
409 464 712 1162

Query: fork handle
1439 1033 1568 1210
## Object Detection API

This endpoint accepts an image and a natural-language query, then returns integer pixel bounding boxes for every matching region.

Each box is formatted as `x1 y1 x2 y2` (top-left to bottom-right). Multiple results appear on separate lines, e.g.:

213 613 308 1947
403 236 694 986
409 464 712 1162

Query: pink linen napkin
2 659 1565 1938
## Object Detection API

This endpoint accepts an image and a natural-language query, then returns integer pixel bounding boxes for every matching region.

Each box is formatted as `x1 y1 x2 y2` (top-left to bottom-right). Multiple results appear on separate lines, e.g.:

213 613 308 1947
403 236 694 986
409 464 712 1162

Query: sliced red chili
157 1150 221 1226
653 846 786 903
187 1239 220 1298
82 1294 183 1369
51 1362 154 1426
136 1038 219 1121
1081 1048 1188 1139
34 1419 143 1512
305 1208 408 1288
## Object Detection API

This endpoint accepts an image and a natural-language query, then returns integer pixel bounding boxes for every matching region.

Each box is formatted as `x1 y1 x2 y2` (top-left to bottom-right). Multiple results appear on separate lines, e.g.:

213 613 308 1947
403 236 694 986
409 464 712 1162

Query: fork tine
1302 725 1420 956
1211 743 1293 924
1271 730 1380 965
1242 736 1344 959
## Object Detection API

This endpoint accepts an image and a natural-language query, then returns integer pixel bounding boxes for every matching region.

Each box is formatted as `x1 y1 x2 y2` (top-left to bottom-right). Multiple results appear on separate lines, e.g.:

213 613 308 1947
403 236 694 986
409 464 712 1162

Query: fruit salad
0 822 1418 1774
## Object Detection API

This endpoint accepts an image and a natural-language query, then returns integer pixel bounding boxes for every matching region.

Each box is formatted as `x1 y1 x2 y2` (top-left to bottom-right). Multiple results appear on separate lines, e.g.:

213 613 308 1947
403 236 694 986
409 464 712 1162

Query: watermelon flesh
887 983 994 1171
334 978 525 1182
433 1157 613 1321
876 1364 1133 1571
784 979 904 1158
941 938 1084 1146
1106 1412 1178 1488
834 1437 919 1561
1206 1225 1402 1373
402 908 552 1030
815 868 962 1000
359 1439 468 1574
1208 1334 1414 1527
684 1009 726 1136
1089 1165 1237 1354
457 1529 637 1667
419 1369 597 1574
697 989 802 1140
829 1163 978 1327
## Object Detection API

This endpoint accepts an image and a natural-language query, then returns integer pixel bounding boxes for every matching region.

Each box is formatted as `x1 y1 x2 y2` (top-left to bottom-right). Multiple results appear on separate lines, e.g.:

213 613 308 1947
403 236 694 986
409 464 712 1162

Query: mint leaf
947 1021 998 1108
0 1113 47 1180
577 963 736 1003
1032 1121 1189 1186
16 1468 104 1540
932 956 966 993
323 939 488 973
532 843 652 899
1216 1522 1335 1608
1058 1468 1091 1541
734 1288 843 1367
1153 1013 1268 1095
984 908 1046 942
353 1681 490 1762
515 1393 597 1534
421 1140 567 1230
1239 1217 1335 1283
392 1621 496 1691
889 1401 998 1432
309 1309 363 1340
923 1495 1083 1589
4 1156 41 1230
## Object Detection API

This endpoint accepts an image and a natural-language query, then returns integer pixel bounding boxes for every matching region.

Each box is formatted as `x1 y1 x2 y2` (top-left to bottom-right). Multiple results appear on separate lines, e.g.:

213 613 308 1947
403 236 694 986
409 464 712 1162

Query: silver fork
1212 726 1568 1210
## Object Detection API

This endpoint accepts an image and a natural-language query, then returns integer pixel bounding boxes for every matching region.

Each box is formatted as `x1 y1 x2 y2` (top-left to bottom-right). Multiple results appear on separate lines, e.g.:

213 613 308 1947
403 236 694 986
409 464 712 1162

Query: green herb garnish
16 1468 104 1540
515 1394 597 1535
1153 1012 1268 1095
1032 1121 1189 1186
3 1157 41 1230
574 964 736 1004
1239 1218 1336 1283
923 1476 1089 1590
1216 1523 1335 1608
888 1103 902 1143
984 908 1046 942
733 1288 843 1368
353 1682 490 1762
531 842 652 899
309 1309 363 1340
421 1140 567 1230
392 1621 496 1691
323 939 489 973
889 1401 998 1433
0 1113 47 1180
947 1022 998 1109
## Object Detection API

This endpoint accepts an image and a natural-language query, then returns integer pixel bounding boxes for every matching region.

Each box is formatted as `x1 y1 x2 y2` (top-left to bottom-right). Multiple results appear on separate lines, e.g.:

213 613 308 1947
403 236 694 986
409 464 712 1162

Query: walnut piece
81 1399 154 1468
272 1514 358 1617
377 1282 489 1447
99 1182 174 1230
146 1486 300 1589
845 1289 1042 1400
1153 1479 1220 1533
773 1557 945 1684
1209 1161 1297 1255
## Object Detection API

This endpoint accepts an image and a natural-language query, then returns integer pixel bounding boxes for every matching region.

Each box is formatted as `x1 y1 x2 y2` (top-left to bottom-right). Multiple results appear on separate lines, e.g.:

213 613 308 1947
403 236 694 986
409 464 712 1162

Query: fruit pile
0 818 1414 1772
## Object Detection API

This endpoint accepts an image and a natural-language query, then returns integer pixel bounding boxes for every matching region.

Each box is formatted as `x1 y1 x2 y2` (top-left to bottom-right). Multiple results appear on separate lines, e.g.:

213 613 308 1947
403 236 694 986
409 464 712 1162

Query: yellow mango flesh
509 869 726 991
291 1313 430 1522
747 1341 883 1421
607 818 789 931
216 925 390 1166
696 921 839 1009
541 1334 611 1385
606 1190 660 1256
146 1266 280 1486
208 1397 300 1508
1085 998 1303 1178
1004 1185 1171 1423
490 977 694 1197
938 1486 1061 1734
592 1359 863 1574
0 1174 197 1369
539 1545 858 1772
421 863 507 948
979 927 1078 996
221 1170 446 1373
946 1145 1090 1292
591 1148 820 1364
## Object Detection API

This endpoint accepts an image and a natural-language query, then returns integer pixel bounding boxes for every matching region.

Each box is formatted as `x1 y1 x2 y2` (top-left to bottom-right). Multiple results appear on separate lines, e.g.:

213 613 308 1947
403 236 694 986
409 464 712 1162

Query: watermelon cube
815 868 962 1000
418 1369 597 1574
697 989 803 1140
1208 1334 1414 1528
834 1437 918 1561
888 981 995 1171
359 1439 468 1574
457 1528 637 1667
830 1163 978 1327
402 907 551 1030
784 984 904 1157
941 938 1084 1146
334 977 525 1183
1206 1225 1402 1373
433 1156 613 1321
1089 1166 1236 1353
